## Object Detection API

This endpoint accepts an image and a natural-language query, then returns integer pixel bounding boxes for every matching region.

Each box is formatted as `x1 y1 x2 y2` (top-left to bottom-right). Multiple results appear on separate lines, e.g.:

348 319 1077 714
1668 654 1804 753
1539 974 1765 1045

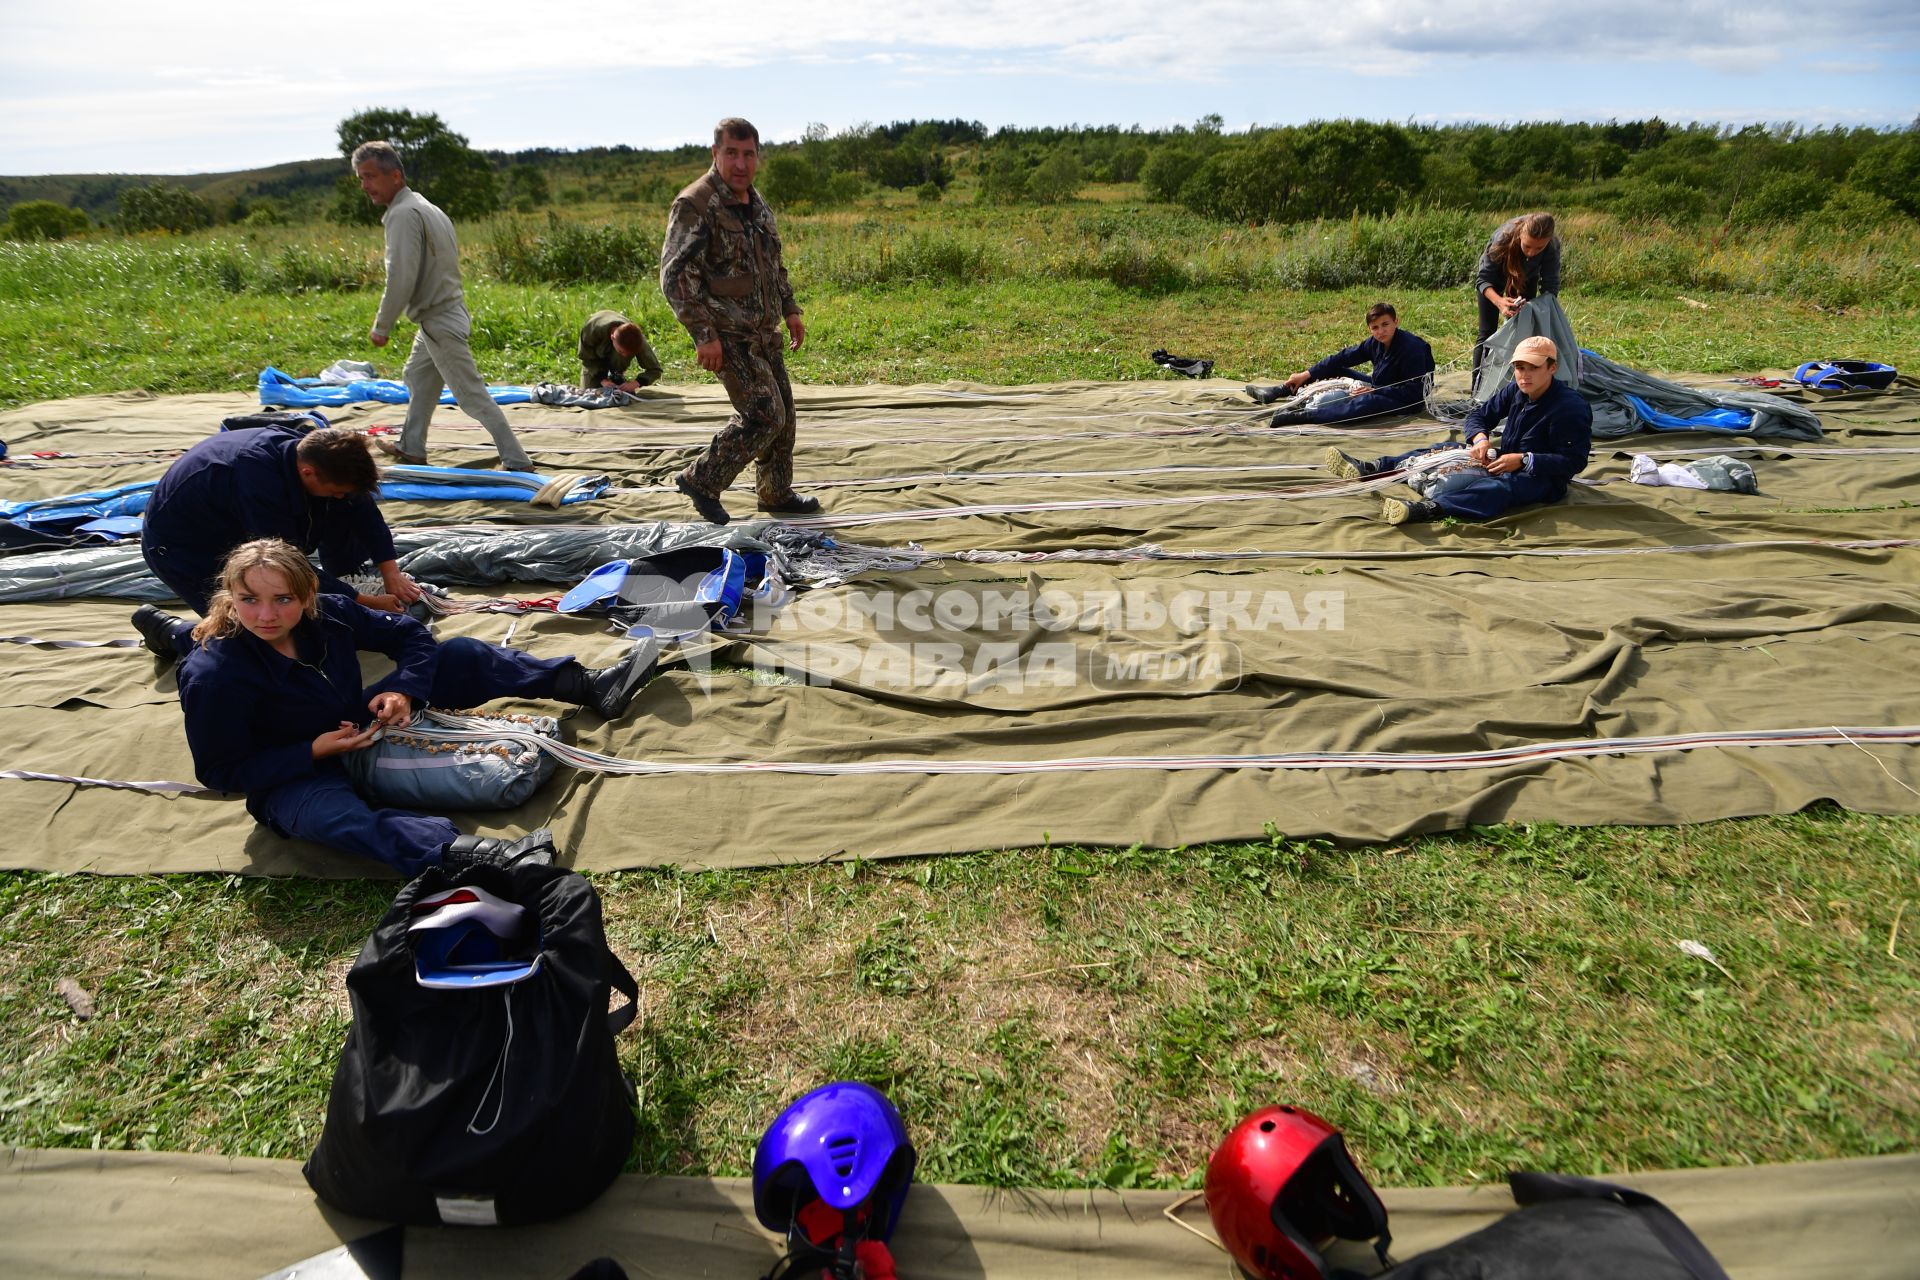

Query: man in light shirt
352 141 534 472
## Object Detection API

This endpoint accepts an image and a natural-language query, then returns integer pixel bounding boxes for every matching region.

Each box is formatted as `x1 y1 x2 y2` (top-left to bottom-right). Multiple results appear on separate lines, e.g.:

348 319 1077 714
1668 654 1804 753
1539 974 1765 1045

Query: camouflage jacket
659 168 800 346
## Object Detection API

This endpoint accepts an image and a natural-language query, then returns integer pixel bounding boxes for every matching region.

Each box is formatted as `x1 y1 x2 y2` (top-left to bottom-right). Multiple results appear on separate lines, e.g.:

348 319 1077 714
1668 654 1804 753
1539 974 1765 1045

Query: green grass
1 192 1917 1188
2 809 1914 1184
3 197 1916 409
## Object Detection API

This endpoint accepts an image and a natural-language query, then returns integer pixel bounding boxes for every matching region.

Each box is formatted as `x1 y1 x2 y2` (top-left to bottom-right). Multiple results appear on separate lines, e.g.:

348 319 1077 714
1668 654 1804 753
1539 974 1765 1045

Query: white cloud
0 0 1913 170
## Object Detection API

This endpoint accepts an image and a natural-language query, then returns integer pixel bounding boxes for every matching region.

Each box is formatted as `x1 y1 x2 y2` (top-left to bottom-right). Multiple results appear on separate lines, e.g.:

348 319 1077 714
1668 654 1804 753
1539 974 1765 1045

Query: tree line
6 110 1916 242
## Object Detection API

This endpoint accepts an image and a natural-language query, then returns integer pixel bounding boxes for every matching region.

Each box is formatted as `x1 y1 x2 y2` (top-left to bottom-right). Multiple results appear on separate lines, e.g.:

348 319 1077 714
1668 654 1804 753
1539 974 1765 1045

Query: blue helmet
752 1081 917 1244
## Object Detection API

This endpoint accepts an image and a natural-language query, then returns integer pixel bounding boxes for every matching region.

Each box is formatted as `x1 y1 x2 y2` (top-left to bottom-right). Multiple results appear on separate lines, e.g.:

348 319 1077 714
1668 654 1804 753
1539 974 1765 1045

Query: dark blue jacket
178 595 436 799
1308 330 1435 406
142 425 395 611
1474 219 1563 299
1462 379 1593 492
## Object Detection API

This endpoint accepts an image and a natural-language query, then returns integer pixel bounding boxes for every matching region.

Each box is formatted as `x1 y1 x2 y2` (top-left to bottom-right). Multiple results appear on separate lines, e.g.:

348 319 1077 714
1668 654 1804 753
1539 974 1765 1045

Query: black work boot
554 635 661 719
442 827 557 872
674 473 732 525
1381 496 1441 526
1244 384 1287 405
132 604 191 661
1322 447 1381 481
758 492 823 516
1268 408 1315 426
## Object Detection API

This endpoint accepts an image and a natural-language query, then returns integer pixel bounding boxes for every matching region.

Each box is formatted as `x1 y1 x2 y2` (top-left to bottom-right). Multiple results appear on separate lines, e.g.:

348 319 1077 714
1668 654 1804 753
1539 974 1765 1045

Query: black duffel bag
303 860 639 1227
1379 1171 1731 1279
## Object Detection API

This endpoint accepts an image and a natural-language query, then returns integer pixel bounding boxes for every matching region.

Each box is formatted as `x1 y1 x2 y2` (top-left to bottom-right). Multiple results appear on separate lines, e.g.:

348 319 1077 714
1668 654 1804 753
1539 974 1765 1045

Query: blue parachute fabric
1619 394 1757 433
375 466 609 506
78 516 147 539
0 480 155 529
258 367 534 409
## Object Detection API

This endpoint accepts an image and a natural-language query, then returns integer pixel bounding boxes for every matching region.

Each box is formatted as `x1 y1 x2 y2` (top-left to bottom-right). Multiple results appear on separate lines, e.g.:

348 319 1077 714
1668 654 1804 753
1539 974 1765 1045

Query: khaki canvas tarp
3 1147 1915 1279
2 378 1918 874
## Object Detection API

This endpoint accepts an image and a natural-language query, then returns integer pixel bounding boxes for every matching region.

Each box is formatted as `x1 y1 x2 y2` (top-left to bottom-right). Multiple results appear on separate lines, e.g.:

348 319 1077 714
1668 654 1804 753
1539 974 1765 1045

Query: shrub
481 213 657 285
1845 135 1920 218
915 182 943 204
975 151 1030 205
261 243 382 292
759 155 826 207
118 183 214 234
1610 179 1708 226
4 200 88 240
1088 238 1188 292
1141 145 1206 203
1025 150 1085 205
1809 187 1903 232
1732 173 1829 226
823 171 868 207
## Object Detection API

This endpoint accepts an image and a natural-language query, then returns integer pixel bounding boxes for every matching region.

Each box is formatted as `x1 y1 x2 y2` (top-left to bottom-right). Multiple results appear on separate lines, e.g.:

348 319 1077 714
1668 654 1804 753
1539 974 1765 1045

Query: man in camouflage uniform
659 117 818 524
578 309 663 391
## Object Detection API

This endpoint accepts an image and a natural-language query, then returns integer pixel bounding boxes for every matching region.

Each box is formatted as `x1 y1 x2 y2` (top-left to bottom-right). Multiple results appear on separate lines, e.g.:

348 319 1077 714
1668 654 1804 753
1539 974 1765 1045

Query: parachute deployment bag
303 860 639 1226
339 711 560 812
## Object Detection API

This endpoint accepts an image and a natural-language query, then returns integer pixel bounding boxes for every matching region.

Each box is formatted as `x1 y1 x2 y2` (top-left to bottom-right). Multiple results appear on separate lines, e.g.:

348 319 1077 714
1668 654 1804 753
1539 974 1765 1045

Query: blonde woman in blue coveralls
173 539 654 874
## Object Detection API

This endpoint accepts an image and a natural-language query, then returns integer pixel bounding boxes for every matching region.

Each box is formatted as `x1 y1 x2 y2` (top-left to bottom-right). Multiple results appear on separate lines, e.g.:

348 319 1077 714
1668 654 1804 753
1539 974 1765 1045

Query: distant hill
0 144 713 223
0 158 344 221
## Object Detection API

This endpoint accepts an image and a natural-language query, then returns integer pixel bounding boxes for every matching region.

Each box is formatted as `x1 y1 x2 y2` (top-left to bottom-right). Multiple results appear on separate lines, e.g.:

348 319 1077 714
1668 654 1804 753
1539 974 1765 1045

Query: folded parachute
259 366 534 409
258 368 640 410
1480 298 1823 442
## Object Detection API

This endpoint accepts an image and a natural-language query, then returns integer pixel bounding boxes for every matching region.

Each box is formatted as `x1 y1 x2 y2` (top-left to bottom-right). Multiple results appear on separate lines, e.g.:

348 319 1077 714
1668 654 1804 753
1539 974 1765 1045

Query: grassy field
3 196 1917 410
1 811 1913 1185
1 191 1916 1189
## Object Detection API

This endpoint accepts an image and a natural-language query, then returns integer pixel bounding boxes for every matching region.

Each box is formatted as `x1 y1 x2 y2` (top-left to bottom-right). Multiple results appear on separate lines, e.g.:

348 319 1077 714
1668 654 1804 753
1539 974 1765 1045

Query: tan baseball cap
1510 336 1558 366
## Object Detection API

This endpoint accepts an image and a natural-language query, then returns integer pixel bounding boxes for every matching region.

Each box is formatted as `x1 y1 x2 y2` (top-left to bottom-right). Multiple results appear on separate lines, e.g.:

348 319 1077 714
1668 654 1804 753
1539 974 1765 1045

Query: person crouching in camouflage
659 117 818 524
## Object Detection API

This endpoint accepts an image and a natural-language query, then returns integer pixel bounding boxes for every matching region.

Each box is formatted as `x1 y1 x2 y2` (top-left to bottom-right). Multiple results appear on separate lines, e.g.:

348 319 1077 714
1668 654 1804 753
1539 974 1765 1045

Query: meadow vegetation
1 116 1916 1189
2 195 1916 411
1 810 1912 1185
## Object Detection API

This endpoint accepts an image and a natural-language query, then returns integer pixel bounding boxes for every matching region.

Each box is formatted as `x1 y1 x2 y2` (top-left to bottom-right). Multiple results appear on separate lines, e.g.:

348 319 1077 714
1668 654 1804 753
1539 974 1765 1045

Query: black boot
675 473 732 525
1244 384 1287 405
758 492 823 516
554 636 661 719
132 604 190 661
1268 408 1315 426
1322 447 1381 480
442 827 556 871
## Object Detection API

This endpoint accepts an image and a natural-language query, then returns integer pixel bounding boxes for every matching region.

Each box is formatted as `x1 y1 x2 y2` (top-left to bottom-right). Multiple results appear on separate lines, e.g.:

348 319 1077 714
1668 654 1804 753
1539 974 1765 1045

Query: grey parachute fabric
1476 296 1823 442
0 523 934 604
1684 455 1760 493
1476 295 1585 400
525 383 639 409
0 544 174 604
1577 349 1824 442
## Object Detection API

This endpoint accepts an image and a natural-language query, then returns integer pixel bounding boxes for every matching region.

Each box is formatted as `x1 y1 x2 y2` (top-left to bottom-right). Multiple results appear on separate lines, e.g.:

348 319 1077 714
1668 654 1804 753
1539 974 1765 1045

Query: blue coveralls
177 596 573 875
142 425 397 617
1373 379 1592 522
1298 330 1436 424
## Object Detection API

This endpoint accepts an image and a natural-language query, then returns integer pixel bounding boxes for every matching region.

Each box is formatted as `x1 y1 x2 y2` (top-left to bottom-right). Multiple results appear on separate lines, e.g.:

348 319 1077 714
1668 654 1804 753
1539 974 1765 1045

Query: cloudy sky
2 0 1915 175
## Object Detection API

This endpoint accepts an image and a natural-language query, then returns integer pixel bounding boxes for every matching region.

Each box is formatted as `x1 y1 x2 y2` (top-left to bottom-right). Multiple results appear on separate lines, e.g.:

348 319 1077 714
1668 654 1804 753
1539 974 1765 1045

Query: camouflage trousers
679 332 797 506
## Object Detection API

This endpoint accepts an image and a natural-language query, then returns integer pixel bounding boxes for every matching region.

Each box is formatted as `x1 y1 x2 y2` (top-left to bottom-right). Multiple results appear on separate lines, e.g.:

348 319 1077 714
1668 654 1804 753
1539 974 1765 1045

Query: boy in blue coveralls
134 423 420 660
176 539 657 874
1246 303 1436 426
1325 336 1591 526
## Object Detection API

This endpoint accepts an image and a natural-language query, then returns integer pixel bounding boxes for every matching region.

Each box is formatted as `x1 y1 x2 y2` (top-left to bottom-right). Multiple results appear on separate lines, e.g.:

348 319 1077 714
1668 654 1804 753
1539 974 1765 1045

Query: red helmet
1204 1105 1390 1280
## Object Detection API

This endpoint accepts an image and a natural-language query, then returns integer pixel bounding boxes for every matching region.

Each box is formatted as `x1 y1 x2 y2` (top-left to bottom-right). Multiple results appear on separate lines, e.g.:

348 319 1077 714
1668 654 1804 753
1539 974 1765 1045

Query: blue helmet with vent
752 1081 917 1244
